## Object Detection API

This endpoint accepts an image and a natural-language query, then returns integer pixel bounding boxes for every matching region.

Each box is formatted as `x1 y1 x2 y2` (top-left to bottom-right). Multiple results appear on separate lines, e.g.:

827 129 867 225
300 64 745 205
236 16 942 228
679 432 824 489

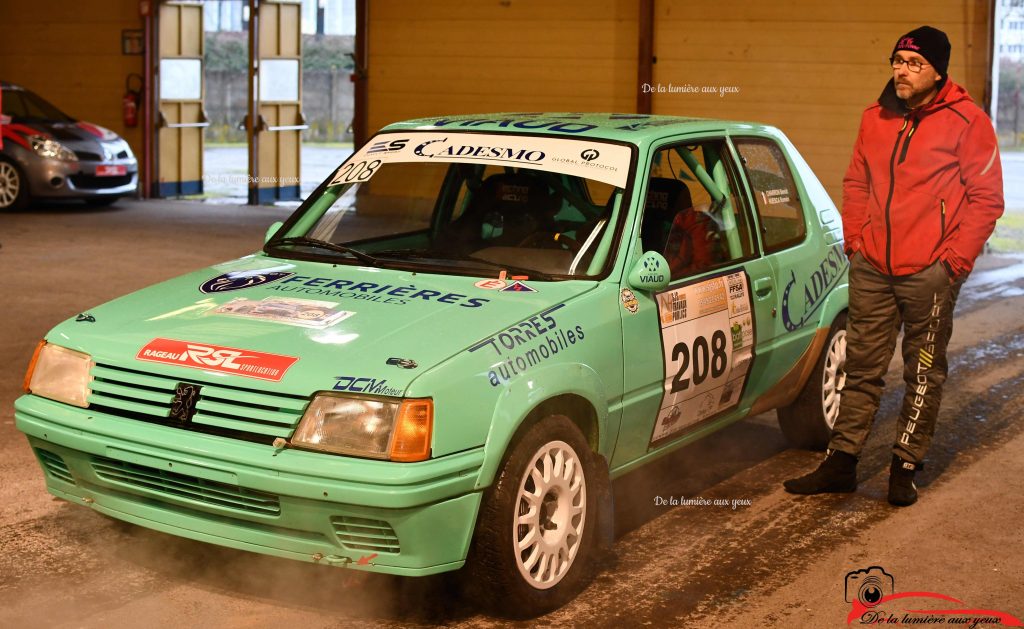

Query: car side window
641 140 756 282
733 138 807 252
1 91 26 118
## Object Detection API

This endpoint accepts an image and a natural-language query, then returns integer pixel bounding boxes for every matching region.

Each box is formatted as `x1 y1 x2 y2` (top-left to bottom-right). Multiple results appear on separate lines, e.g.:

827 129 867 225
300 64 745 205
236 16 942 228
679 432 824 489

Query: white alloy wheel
513 439 587 590
822 328 847 429
0 161 21 209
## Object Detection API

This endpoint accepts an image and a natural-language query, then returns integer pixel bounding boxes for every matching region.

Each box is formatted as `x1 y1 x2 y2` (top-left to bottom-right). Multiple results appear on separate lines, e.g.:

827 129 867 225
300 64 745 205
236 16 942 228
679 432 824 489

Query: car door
729 134 846 390
611 136 781 468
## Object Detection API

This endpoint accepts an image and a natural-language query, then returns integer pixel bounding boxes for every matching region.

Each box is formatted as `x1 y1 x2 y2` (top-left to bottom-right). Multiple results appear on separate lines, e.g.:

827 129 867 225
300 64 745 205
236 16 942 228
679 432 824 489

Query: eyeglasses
890 56 930 73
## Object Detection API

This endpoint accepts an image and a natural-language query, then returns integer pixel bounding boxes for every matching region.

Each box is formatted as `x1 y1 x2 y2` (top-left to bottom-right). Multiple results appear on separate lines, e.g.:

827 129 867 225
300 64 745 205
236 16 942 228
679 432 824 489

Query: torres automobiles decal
136 338 298 382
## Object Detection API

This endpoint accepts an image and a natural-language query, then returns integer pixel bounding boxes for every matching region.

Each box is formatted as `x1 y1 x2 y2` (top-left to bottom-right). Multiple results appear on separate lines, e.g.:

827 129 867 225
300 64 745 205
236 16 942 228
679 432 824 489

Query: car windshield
267 132 635 280
1 88 75 122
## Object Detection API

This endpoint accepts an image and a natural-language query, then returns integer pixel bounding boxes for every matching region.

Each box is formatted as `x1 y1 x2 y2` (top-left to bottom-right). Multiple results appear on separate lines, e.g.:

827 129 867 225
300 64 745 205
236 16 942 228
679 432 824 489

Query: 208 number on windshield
334 160 381 184
670 330 728 393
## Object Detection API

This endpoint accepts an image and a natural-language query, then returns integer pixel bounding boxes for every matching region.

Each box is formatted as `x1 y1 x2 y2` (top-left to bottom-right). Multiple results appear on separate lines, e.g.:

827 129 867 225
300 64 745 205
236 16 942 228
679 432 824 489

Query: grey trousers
828 253 964 464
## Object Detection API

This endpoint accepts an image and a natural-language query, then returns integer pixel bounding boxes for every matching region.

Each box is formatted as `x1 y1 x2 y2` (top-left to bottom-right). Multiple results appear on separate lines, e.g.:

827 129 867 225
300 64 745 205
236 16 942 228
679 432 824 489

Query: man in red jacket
784 26 1004 505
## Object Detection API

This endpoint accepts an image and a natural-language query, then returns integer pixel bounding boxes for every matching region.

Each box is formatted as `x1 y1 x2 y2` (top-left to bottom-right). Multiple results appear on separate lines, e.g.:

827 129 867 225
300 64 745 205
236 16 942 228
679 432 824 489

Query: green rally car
17 113 849 616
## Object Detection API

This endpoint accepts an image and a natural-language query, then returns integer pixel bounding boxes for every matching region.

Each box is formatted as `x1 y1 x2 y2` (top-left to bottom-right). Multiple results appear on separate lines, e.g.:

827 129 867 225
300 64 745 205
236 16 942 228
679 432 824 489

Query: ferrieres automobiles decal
328 132 631 188
136 338 298 382
650 271 755 446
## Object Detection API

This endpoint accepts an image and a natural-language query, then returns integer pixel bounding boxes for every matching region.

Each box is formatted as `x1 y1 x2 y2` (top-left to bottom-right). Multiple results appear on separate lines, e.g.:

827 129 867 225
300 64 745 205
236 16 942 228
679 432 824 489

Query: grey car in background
1 82 138 210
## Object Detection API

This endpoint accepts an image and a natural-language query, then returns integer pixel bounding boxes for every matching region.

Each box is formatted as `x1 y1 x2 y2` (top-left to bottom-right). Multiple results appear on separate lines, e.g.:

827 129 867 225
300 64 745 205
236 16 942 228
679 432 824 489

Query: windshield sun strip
267 130 640 281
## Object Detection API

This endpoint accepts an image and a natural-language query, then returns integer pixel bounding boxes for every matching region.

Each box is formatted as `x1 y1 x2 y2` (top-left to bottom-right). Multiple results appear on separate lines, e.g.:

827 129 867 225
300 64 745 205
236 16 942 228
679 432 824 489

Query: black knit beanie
892 26 950 78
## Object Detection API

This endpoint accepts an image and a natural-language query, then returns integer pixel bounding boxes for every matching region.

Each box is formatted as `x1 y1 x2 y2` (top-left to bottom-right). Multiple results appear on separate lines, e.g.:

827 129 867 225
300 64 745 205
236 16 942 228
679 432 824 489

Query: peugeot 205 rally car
17 113 848 616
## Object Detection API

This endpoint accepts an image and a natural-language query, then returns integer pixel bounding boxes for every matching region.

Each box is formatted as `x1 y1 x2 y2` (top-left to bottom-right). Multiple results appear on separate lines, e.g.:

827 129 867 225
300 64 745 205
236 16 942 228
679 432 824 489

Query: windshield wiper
266 236 380 266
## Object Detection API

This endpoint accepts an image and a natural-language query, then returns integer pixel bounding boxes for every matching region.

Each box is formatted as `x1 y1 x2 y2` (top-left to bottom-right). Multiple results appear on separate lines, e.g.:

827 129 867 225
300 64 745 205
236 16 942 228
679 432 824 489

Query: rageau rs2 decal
136 338 299 382
650 271 755 445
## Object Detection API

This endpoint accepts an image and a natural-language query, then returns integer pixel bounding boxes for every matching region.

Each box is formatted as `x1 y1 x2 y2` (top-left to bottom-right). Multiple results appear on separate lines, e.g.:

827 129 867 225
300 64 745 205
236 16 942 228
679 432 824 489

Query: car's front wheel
0 158 28 210
778 312 847 450
465 414 599 618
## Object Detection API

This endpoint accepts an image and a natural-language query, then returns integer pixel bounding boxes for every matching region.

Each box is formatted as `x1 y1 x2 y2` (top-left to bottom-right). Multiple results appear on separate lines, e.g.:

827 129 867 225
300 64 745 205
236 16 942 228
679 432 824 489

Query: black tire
0 157 29 210
778 312 848 450
464 415 600 618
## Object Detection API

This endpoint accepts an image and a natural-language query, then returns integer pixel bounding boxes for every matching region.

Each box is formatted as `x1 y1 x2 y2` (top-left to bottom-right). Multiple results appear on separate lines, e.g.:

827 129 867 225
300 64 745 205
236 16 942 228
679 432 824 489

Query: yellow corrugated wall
367 0 992 203
0 0 144 158
366 0 640 134
651 0 992 201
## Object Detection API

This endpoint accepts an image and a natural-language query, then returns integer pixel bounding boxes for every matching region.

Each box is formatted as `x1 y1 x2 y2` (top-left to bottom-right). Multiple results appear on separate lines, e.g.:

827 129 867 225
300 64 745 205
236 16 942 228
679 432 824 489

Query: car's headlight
29 135 78 162
24 342 93 408
291 394 433 462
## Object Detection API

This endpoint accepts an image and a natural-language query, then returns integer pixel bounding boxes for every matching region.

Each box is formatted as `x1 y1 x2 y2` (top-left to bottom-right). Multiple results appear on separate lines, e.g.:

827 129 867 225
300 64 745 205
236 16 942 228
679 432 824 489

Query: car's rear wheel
778 312 847 450
465 415 599 618
0 158 28 210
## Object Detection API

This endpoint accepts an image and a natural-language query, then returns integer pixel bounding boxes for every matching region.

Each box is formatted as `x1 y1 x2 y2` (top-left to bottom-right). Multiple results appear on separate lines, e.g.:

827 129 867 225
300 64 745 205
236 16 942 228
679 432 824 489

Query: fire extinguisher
123 74 143 128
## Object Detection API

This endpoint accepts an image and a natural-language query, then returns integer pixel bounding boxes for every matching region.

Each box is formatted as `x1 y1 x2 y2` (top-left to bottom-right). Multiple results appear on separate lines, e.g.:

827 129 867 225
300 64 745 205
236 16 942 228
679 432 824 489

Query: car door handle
754 277 773 297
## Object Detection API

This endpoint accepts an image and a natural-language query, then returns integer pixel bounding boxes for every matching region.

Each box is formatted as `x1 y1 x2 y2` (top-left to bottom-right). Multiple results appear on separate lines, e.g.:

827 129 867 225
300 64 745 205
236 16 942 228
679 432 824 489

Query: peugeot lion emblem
169 383 202 424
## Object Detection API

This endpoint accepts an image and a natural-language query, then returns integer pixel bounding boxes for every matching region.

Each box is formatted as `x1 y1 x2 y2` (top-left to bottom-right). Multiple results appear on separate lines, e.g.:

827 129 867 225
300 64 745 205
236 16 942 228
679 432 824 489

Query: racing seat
640 177 716 278
640 177 689 254
444 171 559 252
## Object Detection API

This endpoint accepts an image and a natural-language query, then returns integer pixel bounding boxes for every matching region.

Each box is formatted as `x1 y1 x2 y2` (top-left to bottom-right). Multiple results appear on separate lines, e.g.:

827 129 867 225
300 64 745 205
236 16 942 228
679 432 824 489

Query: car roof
380 112 780 144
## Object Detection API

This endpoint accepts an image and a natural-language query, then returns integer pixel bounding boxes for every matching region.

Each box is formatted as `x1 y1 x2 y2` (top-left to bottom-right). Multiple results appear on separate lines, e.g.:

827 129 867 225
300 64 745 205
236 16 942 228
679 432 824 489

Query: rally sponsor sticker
136 338 298 382
501 281 536 293
200 271 294 294
330 132 631 189
210 297 354 329
620 288 639 314
474 278 508 290
650 271 755 445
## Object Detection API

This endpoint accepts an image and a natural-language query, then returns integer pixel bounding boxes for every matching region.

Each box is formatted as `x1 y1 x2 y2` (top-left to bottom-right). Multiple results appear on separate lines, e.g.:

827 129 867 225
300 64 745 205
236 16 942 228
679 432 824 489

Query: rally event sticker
210 297 354 329
649 271 755 445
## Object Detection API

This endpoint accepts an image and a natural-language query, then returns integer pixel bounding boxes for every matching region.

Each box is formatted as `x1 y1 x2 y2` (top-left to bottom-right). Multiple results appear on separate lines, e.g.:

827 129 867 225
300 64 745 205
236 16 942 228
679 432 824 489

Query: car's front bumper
16 395 484 576
27 158 138 199
7 144 138 199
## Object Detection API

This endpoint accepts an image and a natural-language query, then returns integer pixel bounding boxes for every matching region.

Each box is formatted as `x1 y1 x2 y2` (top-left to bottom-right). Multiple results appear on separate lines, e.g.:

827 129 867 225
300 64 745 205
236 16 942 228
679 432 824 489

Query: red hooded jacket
842 79 1004 278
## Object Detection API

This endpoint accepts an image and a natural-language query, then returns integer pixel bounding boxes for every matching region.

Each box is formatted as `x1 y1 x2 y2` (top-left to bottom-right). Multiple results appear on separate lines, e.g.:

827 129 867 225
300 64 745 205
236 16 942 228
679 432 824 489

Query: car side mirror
628 251 670 292
264 221 284 244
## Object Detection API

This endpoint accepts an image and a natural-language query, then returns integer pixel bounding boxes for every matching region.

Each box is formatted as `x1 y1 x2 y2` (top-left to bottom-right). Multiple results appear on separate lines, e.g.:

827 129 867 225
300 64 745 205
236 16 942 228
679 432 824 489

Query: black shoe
783 450 858 495
888 454 921 507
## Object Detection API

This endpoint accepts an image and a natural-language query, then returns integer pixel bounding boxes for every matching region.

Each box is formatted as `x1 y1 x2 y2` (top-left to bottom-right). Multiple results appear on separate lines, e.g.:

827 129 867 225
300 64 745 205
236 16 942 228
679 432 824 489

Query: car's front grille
69 174 133 189
331 516 401 554
35 449 75 484
87 362 308 445
73 150 101 162
91 455 281 516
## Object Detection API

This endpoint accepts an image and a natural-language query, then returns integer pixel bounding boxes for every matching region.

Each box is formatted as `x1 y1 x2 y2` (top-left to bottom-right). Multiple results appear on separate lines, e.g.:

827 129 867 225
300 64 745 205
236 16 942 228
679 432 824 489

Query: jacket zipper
883 116 910 274
897 118 920 164
940 199 946 237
